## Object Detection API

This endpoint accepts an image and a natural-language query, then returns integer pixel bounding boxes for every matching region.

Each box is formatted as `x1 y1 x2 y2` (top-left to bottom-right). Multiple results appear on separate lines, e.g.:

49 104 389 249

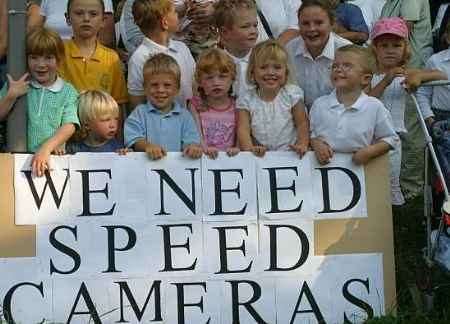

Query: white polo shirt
285 32 351 109
310 91 398 153
127 37 195 105
225 50 252 100
416 49 450 119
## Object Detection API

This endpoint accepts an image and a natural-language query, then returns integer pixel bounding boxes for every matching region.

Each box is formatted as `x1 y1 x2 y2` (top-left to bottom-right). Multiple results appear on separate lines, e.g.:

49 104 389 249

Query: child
310 45 398 167
189 48 239 159
368 17 446 205
0 27 79 177
58 0 128 106
214 0 259 99
67 90 128 153
127 0 196 109
328 0 369 45
237 40 309 157
124 53 202 160
285 0 351 109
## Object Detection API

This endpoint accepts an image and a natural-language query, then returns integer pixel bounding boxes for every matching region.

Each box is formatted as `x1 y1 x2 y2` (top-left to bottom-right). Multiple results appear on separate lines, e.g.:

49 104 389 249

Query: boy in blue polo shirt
124 53 202 160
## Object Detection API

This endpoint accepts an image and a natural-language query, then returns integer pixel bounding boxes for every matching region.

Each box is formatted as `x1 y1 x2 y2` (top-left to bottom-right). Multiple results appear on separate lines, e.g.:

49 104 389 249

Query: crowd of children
0 0 449 207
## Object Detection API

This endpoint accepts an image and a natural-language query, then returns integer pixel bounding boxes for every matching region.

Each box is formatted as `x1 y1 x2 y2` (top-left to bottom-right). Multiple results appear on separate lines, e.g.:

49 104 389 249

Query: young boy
214 0 259 99
310 45 398 165
127 0 195 109
328 0 369 45
124 53 202 160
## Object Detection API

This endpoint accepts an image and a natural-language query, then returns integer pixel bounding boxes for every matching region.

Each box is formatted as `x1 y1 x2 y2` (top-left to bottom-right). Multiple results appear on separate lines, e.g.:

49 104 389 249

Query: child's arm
134 139 167 160
310 137 333 165
367 67 405 98
237 109 266 157
0 74 29 121
404 68 448 92
289 101 310 157
182 109 203 159
32 123 76 177
352 141 390 165
188 100 215 157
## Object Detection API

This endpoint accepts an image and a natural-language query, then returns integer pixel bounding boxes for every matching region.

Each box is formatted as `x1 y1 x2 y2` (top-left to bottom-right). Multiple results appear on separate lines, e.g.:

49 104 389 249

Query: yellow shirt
59 40 128 104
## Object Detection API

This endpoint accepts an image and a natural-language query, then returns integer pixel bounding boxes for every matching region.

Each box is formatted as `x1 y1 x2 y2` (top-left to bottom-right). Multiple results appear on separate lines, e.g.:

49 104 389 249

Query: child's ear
161 16 169 31
362 73 373 88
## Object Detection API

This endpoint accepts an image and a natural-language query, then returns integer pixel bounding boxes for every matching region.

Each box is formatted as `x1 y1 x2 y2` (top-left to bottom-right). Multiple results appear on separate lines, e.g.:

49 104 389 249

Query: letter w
22 169 70 210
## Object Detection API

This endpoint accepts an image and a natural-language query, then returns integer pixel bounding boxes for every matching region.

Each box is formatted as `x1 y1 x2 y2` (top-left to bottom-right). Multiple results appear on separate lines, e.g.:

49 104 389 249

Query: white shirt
371 74 407 133
237 84 305 150
256 0 302 37
225 50 251 100
40 0 114 40
310 91 398 153
285 33 351 109
416 49 450 119
347 0 385 31
127 37 195 105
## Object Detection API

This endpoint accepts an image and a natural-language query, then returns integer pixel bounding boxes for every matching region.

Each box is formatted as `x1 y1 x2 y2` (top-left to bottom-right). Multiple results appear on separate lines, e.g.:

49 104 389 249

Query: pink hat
371 17 409 40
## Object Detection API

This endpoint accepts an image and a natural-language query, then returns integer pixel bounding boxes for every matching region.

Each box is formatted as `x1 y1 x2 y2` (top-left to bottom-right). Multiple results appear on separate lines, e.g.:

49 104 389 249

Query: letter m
22 169 70 210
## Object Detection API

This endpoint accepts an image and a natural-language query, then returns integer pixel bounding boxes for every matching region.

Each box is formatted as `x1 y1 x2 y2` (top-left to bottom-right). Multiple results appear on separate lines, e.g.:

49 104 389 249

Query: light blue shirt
124 101 200 151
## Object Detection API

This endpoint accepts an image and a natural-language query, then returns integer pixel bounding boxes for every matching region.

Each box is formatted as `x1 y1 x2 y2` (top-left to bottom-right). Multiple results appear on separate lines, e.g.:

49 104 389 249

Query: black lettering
67 282 101 323
263 167 302 213
172 282 210 324
343 278 374 323
49 226 81 275
214 226 252 274
102 226 137 273
3 282 44 323
208 169 247 215
290 282 325 324
227 280 267 324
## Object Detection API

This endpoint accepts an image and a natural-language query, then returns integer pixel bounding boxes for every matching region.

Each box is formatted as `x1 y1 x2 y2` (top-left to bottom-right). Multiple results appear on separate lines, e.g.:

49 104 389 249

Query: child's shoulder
428 48 450 66
95 42 121 61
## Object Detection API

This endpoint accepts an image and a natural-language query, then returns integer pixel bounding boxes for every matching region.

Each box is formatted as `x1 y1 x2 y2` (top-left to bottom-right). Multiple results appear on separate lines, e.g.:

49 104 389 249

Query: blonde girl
237 39 309 157
189 48 239 159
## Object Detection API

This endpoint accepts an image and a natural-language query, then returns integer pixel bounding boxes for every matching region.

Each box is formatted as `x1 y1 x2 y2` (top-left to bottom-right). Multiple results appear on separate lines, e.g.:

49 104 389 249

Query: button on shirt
310 91 398 153
127 37 196 105
416 49 450 119
124 102 200 151
285 33 351 109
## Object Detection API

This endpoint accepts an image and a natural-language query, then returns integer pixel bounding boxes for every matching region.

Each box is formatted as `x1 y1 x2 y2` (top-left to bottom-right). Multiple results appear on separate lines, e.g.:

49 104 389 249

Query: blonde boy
124 53 202 160
310 45 398 165
127 0 195 109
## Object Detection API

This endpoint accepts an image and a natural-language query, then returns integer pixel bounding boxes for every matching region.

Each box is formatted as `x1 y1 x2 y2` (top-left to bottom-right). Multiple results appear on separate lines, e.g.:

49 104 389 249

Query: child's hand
312 139 333 164
52 147 65 155
183 144 203 159
352 147 372 165
384 67 405 85
146 143 166 160
289 143 308 158
403 70 422 92
116 148 130 155
251 145 266 157
204 146 219 159
226 147 240 157
6 73 29 100
31 148 51 177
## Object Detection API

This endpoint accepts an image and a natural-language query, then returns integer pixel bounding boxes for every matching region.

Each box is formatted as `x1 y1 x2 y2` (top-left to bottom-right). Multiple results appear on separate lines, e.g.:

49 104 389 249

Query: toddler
68 90 127 153
237 40 309 157
189 48 239 158
310 45 398 166
0 27 79 177
124 53 202 160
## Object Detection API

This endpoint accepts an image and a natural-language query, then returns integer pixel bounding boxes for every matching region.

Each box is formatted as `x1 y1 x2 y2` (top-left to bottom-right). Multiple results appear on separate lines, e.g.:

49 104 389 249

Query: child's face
198 71 233 100
88 114 119 141
27 54 58 87
163 4 179 34
298 6 332 56
373 34 406 69
67 0 105 40
253 59 287 93
144 73 179 113
331 52 370 91
221 8 259 54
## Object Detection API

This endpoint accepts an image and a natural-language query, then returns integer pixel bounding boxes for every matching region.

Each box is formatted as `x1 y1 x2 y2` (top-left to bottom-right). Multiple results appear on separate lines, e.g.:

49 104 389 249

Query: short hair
214 0 257 29
336 45 376 74
247 39 290 86
143 53 181 89
26 27 65 62
297 0 335 25
78 90 119 126
195 48 236 83
132 0 173 33
67 0 105 14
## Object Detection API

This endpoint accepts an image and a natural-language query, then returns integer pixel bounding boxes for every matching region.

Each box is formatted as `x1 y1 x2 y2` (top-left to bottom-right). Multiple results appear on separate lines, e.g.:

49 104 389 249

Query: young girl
189 48 239 159
58 0 128 106
368 17 446 205
0 27 79 177
67 90 127 154
285 0 351 109
237 39 309 157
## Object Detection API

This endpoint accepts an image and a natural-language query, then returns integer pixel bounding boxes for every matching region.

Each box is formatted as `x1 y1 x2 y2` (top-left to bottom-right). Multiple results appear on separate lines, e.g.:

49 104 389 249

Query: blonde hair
26 27 65 62
132 0 173 33
143 53 181 89
336 45 376 74
370 36 411 69
247 39 290 86
214 0 256 29
78 90 119 127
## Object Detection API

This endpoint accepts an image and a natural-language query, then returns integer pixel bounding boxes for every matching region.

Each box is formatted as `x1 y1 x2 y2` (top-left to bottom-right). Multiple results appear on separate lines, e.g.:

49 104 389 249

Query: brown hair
143 53 181 89
297 0 335 25
132 0 173 33
26 27 65 63
67 0 105 14
336 44 376 74
214 0 257 29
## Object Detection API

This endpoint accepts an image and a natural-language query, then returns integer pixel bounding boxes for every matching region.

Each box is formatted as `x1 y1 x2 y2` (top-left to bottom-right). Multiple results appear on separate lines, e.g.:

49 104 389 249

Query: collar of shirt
438 49 450 62
224 49 251 64
30 76 64 93
329 90 368 111
67 40 103 62
142 37 178 53
295 32 336 60
146 101 182 116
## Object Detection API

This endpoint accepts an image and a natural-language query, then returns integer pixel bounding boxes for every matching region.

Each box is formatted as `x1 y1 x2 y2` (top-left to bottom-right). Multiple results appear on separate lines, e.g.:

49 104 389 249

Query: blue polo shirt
124 101 200 151
336 3 369 34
